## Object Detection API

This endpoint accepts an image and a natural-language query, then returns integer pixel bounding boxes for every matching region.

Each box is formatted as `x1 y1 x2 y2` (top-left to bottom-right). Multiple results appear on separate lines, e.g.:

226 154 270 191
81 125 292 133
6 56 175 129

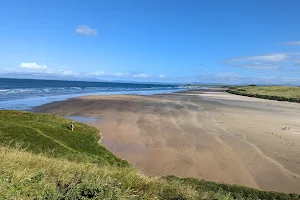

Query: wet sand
37 89 300 193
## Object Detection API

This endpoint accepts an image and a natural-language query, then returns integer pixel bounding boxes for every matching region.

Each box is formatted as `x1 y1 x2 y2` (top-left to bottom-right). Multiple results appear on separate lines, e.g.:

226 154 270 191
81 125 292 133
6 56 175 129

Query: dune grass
228 86 300 103
1 110 300 199
165 176 300 200
0 110 129 167
0 146 201 199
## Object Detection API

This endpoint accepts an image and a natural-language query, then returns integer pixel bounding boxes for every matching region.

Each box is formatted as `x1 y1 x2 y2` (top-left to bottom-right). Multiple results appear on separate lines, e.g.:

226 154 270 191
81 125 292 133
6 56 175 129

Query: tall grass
165 176 300 200
0 146 200 199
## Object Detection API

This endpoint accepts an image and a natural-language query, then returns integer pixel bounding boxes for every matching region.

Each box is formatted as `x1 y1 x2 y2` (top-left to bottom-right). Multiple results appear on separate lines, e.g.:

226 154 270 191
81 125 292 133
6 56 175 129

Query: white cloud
251 76 300 84
114 72 129 77
249 54 288 62
235 62 282 70
86 71 128 77
59 69 79 76
3 64 300 84
1 63 80 77
225 52 300 71
229 53 289 63
76 25 97 36
292 60 300 65
284 41 300 45
85 71 156 79
132 73 152 78
88 70 106 76
20 62 48 69
208 72 241 80
194 72 242 83
192 72 300 85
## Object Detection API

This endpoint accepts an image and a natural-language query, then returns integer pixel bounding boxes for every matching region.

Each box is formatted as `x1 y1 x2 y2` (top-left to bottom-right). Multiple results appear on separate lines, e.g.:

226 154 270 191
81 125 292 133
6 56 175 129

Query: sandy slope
37 89 300 193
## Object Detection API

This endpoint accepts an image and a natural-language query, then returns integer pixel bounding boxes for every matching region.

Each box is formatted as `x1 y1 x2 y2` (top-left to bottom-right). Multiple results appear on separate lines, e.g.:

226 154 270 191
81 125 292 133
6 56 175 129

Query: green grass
0 110 129 167
228 86 300 102
1 110 299 199
0 146 200 199
165 176 300 200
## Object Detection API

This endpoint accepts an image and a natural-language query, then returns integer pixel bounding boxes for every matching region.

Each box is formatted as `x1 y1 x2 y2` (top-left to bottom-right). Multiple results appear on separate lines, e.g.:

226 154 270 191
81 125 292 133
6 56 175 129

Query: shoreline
36 89 300 194
1 88 198 111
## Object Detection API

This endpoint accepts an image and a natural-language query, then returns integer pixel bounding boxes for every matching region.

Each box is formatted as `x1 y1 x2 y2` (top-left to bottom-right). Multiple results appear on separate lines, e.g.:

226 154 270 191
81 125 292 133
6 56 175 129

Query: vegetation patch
228 86 300 103
165 176 300 200
0 146 203 199
0 110 129 167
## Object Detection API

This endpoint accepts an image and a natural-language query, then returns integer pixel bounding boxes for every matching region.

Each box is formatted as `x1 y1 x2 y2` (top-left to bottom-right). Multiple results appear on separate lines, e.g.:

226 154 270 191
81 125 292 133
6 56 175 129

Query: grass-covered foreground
1 110 299 199
228 86 300 103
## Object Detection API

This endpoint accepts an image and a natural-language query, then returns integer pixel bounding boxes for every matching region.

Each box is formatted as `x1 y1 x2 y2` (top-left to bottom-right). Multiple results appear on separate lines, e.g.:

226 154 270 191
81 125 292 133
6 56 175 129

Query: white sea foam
0 78 209 110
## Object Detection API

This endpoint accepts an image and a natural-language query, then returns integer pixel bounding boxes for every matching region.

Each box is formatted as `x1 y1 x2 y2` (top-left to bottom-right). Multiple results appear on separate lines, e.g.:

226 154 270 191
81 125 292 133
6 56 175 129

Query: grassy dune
0 110 128 167
1 110 299 199
228 86 300 102
0 146 200 199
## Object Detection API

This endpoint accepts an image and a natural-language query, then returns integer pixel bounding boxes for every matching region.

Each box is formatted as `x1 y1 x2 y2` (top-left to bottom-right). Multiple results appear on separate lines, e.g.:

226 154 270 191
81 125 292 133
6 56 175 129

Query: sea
0 78 206 110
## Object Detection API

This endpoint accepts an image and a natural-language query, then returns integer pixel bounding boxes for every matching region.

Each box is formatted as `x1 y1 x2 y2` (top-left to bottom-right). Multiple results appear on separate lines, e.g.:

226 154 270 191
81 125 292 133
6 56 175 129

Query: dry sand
37 89 300 193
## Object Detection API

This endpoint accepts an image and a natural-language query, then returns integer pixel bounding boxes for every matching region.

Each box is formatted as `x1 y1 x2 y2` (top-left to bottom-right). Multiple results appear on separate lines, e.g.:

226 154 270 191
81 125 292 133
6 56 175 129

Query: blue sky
1 0 300 84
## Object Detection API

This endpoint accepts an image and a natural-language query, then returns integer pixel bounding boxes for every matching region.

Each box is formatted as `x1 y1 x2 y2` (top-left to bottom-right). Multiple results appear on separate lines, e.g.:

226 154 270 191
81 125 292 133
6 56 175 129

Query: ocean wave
1 85 202 95
0 86 184 101
0 78 214 110
0 79 207 105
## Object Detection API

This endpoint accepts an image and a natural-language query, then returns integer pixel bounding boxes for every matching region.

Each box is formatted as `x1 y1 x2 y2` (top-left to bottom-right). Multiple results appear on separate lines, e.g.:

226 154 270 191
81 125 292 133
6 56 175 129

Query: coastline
0 88 193 111
35 89 300 194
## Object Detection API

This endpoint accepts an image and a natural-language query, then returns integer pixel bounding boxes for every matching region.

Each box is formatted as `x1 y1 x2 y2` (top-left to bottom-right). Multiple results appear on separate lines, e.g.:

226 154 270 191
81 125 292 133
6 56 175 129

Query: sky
1 0 300 84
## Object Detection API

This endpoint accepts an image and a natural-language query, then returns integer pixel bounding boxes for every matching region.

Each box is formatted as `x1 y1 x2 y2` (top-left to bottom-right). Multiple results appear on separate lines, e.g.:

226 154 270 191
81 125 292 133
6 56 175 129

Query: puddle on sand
66 116 100 123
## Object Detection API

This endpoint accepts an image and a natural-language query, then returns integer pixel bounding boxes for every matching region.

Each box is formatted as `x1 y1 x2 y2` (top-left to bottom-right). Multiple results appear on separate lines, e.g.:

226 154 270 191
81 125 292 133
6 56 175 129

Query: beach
37 89 300 193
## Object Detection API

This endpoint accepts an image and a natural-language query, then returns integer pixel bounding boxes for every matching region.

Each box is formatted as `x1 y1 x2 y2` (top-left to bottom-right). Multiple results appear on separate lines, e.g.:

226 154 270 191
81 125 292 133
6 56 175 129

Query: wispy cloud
224 52 300 71
20 62 48 69
284 41 300 45
229 53 289 63
234 62 282 70
292 60 300 65
132 73 152 78
76 25 97 36
58 67 80 76
2 65 300 84
188 72 242 84
86 71 161 79
1 64 165 81
201 72 241 81
250 76 300 84
1 63 78 76
3 60 300 84
192 72 300 84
